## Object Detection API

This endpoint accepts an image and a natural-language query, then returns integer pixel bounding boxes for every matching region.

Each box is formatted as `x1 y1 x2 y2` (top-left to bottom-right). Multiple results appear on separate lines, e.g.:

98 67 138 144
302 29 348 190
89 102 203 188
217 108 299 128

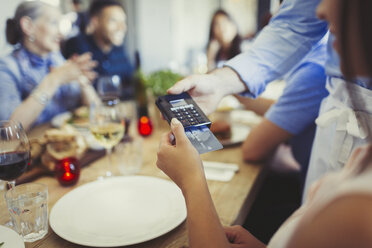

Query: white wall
133 0 257 75
222 0 257 37
135 0 174 73
171 0 219 74
0 0 24 57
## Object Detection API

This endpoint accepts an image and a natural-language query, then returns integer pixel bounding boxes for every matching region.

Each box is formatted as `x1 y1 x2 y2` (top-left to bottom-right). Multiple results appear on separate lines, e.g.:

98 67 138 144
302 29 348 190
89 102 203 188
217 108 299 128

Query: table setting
0 91 263 247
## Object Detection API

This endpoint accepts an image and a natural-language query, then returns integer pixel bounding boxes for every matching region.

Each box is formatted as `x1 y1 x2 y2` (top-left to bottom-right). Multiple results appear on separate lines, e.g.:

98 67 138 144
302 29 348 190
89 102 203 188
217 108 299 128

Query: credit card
185 126 223 154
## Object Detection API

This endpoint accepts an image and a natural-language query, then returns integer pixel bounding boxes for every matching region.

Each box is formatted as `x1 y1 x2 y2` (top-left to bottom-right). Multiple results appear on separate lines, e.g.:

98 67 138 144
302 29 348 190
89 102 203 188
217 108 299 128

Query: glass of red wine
0 120 30 190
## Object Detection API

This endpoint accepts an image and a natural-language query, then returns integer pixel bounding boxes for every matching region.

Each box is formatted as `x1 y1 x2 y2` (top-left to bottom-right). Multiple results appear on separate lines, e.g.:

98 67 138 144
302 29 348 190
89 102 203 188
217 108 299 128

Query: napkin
203 161 239 182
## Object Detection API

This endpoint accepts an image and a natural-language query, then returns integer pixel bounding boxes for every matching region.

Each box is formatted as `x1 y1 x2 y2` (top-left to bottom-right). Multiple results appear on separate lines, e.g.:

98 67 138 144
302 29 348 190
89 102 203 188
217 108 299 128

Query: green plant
144 70 183 96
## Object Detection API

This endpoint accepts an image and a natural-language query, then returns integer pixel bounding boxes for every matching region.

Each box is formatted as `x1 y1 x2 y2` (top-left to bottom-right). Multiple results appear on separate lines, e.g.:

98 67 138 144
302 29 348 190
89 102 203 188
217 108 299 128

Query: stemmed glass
90 103 125 178
96 75 122 105
0 120 30 190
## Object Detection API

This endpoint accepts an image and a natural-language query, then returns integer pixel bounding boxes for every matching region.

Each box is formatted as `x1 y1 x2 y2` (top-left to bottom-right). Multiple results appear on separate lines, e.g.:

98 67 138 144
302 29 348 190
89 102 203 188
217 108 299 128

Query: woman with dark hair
206 9 243 71
0 1 100 130
156 0 372 247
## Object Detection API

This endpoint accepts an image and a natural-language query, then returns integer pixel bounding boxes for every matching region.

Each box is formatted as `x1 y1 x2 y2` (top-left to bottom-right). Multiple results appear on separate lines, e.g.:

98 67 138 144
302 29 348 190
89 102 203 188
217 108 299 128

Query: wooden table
0 125 265 248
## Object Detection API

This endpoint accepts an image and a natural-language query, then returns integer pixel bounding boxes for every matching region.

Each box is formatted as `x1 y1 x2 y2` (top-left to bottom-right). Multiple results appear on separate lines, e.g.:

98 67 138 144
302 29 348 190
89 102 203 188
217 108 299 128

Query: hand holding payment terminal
156 92 223 154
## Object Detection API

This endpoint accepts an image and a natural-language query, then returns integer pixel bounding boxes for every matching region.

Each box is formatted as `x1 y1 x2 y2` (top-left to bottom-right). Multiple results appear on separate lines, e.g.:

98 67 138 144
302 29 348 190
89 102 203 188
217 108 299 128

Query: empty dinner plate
50 176 186 247
0 225 25 248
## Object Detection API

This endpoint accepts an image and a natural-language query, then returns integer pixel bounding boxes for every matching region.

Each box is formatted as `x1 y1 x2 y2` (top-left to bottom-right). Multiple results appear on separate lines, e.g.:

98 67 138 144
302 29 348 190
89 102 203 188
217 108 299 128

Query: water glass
115 137 143 175
5 183 48 242
117 100 137 136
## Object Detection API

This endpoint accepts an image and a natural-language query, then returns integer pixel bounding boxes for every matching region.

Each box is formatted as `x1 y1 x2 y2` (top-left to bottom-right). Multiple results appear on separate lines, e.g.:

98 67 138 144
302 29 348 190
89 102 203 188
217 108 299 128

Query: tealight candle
138 116 153 136
55 157 80 186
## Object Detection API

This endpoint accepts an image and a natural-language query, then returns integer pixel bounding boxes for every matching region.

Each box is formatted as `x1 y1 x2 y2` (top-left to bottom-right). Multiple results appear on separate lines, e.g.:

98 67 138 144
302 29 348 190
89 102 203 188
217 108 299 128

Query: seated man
63 0 134 100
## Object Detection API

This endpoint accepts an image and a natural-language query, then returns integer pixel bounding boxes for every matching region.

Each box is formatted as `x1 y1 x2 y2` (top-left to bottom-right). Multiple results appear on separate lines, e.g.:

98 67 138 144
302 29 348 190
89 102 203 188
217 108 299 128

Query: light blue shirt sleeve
225 0 329 98
0 56 22 121
0 50 82 126
265 62 328 135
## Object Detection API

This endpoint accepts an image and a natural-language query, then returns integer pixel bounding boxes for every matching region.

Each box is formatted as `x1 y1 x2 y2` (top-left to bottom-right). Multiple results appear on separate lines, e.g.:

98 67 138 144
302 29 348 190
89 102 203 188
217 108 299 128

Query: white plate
219 123 251 147
51 112 72 128
0 225 25 248
50 176 186 247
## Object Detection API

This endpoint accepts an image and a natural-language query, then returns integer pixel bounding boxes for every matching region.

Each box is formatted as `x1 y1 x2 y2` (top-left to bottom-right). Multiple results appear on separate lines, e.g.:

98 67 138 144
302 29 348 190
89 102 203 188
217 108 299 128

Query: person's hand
224 225 266 248
50 52 98 86
167 67 247 115
156 118 204 191
167 73 223 115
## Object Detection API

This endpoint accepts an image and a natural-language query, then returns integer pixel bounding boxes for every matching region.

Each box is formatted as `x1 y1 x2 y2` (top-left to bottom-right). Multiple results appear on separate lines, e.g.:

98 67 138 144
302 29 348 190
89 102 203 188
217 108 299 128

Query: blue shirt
225 0 335 98
63 34 134 100
0 46 82 125
265 39 328 178
265 37 328 135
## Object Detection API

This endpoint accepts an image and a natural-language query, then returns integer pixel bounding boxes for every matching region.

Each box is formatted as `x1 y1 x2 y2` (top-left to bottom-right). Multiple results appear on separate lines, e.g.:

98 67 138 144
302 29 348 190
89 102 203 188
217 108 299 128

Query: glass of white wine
90 103 125 178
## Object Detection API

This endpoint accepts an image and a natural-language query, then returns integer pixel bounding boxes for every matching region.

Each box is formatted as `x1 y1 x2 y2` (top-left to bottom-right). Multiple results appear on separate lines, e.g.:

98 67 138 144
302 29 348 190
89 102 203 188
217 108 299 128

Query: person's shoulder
0 49 17 62
325 194 372 231
287 193 372 248
0 50 20 72
65 33 91 49
67 33 88 43
63 33 90 57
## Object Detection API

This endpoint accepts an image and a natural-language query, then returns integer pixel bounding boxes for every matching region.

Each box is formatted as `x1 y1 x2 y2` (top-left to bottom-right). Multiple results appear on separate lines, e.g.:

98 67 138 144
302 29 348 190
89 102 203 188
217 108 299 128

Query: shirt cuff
224 53 270 99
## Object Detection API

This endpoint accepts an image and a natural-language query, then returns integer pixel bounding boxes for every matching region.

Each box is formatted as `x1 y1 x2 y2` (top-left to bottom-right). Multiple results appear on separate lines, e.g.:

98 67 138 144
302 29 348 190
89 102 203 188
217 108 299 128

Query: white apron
303 77 372 200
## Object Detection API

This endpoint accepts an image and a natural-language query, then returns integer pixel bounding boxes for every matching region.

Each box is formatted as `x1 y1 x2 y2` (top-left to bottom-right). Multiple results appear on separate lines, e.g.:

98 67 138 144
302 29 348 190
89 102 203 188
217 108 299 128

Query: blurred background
0 0 281 75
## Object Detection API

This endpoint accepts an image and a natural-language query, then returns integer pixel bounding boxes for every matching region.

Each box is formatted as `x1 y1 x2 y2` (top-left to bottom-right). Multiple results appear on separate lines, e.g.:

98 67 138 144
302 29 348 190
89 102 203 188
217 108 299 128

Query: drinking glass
117 100 137 137
90 103 125 178
115 137 143 175
96 75 122 105
5 183 48 242
0 120 30 189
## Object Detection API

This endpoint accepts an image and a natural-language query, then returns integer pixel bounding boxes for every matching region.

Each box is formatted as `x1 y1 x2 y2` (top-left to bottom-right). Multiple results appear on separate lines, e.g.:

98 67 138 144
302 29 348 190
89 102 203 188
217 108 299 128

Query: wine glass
96 75 122 106
0 120 30 189
90 103 125 178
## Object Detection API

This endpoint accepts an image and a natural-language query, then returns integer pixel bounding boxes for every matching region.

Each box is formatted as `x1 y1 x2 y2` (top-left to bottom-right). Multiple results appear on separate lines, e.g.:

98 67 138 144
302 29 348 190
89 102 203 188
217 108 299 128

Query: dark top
63 34 134 100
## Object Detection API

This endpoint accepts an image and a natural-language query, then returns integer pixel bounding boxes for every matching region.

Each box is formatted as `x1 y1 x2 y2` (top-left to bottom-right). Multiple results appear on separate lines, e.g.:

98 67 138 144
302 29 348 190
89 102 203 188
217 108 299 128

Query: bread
210 120 232 140
46 142 78 161
30 139 45 161
40 126 87 171
26 125 88 172
44 129 76 143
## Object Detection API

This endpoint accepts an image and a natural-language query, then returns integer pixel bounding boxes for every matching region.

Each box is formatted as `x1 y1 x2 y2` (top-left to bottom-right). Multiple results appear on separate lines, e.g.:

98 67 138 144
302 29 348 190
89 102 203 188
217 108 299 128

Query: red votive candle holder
138 116 153 136
55 157 80 186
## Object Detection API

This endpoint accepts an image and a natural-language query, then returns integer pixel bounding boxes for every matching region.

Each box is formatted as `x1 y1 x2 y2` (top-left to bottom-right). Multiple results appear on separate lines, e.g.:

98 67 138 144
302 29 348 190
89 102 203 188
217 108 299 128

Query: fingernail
168 85 177 92
171 118 180 125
